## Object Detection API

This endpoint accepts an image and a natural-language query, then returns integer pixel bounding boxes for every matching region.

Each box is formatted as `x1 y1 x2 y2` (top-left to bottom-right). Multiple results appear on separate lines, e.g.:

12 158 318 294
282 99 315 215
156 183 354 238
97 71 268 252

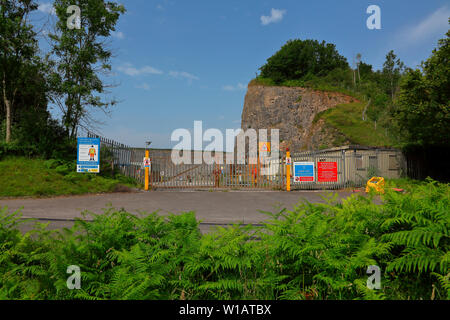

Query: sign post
77 137 100 173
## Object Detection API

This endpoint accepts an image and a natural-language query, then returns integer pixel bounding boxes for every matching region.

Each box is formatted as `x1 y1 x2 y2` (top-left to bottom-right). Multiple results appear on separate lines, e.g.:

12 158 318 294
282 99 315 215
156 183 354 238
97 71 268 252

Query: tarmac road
0 189 355 233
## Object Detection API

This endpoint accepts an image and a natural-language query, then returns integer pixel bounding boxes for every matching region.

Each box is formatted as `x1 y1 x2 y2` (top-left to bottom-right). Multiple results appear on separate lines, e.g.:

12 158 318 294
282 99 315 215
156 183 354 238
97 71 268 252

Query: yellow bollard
145 150 149 191
286 149 291 192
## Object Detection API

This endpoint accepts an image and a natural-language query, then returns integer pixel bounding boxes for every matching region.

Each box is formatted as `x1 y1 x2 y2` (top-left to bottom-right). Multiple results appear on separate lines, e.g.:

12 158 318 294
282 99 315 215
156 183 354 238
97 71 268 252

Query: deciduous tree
0 0 39 142
49 0 125 138
395 27 450 147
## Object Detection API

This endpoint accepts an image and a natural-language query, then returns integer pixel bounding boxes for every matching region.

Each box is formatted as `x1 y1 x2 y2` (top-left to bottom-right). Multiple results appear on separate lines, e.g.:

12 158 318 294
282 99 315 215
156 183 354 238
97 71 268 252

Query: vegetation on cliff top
258 39 349 84
314 102 395 147
251 32 449 151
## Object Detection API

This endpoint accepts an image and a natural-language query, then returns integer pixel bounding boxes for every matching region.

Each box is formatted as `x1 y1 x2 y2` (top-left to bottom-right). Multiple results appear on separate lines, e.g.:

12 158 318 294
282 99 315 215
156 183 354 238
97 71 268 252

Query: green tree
382 50 405 101
358 62 374 80
259 39 349 84
356 53 362 83
395 27 450 147
49 0 125 138
0 0 39 143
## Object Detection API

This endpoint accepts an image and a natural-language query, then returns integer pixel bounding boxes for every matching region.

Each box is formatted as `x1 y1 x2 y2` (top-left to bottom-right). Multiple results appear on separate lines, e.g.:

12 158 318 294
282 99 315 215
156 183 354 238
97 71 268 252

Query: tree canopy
49 0 125 139
395 28 450 147
0 0 125 159
259 39 349 84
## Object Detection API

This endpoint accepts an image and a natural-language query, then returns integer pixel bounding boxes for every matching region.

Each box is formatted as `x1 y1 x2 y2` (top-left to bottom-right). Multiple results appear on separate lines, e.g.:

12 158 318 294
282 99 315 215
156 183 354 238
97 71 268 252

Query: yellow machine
366 177 385 194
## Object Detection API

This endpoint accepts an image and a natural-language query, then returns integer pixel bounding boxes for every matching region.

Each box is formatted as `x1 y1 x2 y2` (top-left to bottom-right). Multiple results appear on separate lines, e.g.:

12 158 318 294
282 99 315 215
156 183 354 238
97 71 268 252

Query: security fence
78 130 406 191
289 146 406 190
137 151 286 190
85 131 144 182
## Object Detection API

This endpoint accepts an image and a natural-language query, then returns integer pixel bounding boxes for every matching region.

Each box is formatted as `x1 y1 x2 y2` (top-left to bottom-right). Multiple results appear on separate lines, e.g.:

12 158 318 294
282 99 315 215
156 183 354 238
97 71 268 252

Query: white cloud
169 71 199 81
112 31 125 39
222 85 235 91
222 83 247 91
38 3 56 15
117 63 163 76
135 83 151 91
395 6 450 47
261 8 286 26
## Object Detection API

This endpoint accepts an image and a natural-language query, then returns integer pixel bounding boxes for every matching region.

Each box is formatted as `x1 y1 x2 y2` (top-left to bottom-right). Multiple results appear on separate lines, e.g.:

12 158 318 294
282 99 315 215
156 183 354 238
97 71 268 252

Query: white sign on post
143 157 151 170
77 137 100 173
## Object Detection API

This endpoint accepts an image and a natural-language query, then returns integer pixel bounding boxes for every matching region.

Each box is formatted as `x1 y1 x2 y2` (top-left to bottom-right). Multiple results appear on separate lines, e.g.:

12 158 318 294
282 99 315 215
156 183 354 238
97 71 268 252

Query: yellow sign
259 142 271 153
366 177 385 194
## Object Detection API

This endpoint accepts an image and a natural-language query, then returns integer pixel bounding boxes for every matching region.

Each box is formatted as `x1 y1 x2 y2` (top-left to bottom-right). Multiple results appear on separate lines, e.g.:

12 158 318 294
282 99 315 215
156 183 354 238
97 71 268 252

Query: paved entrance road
0 190 355 232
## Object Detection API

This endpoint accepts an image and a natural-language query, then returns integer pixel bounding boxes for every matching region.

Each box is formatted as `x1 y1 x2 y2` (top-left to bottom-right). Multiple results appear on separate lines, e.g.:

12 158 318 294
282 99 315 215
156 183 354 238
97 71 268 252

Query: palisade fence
77 129 405 190
144 153 286 189
290 146 406 190
82 130 145 184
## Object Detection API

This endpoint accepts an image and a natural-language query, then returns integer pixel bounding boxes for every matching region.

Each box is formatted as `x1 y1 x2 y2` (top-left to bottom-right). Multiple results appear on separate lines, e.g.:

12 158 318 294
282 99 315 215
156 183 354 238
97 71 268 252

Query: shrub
259 39 349 84
0 180 448 300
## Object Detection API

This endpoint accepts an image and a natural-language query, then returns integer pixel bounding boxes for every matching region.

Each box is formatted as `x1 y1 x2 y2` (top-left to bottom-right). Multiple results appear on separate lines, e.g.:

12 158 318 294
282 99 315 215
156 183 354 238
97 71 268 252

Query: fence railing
289 148 405 190
77 129 405 190
145 154 286 189
85 131 144 183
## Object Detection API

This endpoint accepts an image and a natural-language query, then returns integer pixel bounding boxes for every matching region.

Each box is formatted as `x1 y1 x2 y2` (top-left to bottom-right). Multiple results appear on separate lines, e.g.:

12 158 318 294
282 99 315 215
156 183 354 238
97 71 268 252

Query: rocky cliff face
241 85 358 151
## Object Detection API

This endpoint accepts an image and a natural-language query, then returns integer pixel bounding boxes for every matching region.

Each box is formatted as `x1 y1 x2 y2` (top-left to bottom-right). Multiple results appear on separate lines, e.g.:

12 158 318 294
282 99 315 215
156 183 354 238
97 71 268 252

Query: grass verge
0 157 139 198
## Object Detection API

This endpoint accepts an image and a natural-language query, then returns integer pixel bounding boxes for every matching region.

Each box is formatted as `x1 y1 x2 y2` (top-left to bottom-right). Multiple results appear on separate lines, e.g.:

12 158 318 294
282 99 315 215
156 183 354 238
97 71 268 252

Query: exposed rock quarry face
241 85 358 152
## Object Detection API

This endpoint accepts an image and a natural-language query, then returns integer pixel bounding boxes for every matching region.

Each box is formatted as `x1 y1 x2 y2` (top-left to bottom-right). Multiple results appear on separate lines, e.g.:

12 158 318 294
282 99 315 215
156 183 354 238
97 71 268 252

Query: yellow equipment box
366 177 385 194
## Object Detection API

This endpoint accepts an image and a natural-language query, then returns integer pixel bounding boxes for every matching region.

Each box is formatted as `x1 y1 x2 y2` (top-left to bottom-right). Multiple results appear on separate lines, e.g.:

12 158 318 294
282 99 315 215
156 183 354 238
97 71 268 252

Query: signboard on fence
77 137 100 173
143 157 151 169
293 162 315 182
259 142 271 153
318 162 338 182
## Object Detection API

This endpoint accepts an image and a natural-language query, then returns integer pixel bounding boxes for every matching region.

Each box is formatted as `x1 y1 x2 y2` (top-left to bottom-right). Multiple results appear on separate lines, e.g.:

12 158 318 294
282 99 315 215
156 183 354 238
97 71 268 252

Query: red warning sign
318 162 338 182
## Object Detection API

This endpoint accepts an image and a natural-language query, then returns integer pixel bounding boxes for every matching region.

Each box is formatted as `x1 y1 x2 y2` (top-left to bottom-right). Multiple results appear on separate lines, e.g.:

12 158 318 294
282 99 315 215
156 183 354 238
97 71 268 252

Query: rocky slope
241 84 358 151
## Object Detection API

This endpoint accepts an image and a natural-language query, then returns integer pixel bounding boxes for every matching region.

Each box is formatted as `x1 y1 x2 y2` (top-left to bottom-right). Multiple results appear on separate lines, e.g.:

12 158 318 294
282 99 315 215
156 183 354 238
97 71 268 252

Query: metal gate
144 154 286 190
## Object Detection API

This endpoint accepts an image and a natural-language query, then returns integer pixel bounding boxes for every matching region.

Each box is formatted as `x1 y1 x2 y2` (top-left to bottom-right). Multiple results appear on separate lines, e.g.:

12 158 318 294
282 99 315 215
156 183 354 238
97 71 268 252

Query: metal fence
290 150 345 190
143 153 286 190
85 131 144 182
289 146 405 190
78 130 405 191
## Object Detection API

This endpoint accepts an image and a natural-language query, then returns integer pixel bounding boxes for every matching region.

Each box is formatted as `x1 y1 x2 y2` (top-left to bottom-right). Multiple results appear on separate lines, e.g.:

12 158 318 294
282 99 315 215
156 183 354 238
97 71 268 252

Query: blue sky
34 0 450 149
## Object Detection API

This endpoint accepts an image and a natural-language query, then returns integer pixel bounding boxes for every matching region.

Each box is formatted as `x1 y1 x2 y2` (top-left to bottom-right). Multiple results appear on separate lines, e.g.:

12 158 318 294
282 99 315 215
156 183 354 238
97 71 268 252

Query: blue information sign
77 137 101 173
293 162 315 182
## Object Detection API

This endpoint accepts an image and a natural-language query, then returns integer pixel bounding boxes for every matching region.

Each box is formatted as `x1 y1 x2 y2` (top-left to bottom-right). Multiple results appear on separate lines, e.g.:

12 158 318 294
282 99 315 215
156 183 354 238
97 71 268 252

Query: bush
0 180 448 300
259 39 349 84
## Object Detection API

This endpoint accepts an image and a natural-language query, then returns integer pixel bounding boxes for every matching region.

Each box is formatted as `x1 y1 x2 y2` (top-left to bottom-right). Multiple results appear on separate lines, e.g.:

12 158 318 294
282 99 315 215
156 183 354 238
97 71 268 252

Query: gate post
145 149 149 191
286 148 291 192
342 149 346 188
